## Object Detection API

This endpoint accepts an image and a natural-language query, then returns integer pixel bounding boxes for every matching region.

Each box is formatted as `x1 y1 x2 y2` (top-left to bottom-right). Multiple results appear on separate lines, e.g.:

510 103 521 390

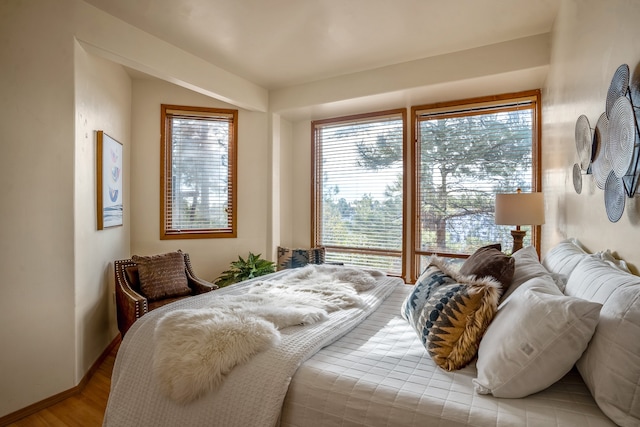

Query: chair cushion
277 246 325 270
132 252 191 301
459 244 515 293
401 257 501 371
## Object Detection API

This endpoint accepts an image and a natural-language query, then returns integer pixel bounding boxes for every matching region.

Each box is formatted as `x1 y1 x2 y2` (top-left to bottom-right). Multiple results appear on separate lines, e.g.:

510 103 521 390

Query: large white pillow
565 256 640 426
473 276 601 398
541 238 588 277
502 245 553 301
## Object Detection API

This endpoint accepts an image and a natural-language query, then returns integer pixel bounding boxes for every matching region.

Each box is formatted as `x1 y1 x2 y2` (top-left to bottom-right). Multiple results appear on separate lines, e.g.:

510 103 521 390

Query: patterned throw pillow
401 257 501 371
132 251 191 301
277 246 325 270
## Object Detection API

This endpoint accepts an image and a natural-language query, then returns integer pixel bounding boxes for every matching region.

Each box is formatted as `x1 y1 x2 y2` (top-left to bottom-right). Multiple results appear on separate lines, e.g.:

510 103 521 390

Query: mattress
280 284 615 427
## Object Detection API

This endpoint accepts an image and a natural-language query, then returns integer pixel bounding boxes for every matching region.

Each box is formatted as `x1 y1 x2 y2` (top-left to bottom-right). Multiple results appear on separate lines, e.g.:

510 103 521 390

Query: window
160 104 237 239
412 91 541 279
312 110 406 277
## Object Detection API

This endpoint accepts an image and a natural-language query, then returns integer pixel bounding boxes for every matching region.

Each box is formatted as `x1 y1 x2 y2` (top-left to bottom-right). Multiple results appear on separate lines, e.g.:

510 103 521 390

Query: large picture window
160 105 237 239
312 110 406 277
411 91 541 279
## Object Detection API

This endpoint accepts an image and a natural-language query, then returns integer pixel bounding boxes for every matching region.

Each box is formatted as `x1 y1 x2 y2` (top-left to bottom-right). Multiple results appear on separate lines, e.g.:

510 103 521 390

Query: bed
104 241 640 427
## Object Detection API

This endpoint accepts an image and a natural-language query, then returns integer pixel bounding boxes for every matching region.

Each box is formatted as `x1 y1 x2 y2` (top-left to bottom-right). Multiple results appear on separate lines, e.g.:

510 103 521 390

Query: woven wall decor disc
575 114 592 170
591 113 612 189
605 171 625 223
573 163 582 194
607 96 636 178
606 64 630 118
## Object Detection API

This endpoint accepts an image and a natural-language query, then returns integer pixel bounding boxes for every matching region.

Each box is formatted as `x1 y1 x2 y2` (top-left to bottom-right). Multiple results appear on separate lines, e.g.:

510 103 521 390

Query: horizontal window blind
313 110 405 275
161 105 237 238
415 100 536 256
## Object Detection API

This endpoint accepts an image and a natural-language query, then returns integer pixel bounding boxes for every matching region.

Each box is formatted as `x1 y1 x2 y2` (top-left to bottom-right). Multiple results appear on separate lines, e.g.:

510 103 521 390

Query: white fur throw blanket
154 265 378 403
104 265 399 427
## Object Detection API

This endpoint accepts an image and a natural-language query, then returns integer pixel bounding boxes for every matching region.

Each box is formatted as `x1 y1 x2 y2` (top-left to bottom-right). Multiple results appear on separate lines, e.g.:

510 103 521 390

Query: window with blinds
412 91 541 275
160 105 237 239
312 110 406 276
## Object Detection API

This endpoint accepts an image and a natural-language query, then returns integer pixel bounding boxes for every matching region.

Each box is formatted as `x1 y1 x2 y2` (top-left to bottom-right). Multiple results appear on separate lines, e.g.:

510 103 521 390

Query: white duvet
103 267 400 427
280 284 616 427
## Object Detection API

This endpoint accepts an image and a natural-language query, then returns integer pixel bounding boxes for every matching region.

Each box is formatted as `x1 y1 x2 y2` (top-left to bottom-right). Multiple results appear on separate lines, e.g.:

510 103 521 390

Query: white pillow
503 245 553 301
596 249 631 273
541 238 588 277
473 276 601 398
565 256 640 426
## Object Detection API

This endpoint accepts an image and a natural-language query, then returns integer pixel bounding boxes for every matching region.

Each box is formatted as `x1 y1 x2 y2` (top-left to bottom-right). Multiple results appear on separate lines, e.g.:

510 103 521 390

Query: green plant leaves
214 252 275 287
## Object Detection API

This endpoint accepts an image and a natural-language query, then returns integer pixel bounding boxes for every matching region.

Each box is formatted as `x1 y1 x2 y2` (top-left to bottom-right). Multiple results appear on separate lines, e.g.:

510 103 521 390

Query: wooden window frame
311 109 407 279
160 104 238 240
410 90 542 282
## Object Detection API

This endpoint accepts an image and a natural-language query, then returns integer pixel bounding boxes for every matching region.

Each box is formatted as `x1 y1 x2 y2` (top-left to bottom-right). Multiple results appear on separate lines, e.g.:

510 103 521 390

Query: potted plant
214 252 276 287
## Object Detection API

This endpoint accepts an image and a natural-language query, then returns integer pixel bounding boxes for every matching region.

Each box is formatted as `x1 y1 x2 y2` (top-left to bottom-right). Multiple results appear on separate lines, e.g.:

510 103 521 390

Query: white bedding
280 284 616 427
104 269 400 427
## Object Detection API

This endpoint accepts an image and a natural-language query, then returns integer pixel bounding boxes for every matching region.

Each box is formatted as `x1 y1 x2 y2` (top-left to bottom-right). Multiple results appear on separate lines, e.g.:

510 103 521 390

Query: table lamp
495 189 545 253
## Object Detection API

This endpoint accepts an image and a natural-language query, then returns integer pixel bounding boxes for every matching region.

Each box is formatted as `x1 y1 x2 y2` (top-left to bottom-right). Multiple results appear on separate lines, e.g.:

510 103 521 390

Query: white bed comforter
103 269 401 427
280 284 616 427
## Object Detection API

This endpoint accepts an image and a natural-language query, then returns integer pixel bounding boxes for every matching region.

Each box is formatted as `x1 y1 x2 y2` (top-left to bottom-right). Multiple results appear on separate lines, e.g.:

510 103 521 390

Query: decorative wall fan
605 171 625 223
573 62 640 223
607 96 636 179
591 113 611 190
575 114 593 171
606 64 630 118
572 163 582 194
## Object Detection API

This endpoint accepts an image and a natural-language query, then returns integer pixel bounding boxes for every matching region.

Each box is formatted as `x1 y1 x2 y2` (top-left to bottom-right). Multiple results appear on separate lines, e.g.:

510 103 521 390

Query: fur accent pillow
402 257 501 371
459 244 515 293
132 251 191 301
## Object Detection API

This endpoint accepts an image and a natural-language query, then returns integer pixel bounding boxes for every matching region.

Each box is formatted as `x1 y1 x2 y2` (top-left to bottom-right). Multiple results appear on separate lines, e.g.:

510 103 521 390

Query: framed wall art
97 131 123 229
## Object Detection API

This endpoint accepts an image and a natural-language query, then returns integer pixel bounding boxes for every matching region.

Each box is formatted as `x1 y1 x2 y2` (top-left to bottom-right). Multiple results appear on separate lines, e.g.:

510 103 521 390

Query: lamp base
510 229 527 253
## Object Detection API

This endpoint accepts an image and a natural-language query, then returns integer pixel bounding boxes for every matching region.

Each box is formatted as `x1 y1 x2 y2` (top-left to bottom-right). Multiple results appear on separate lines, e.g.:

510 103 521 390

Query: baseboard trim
0 334 121 426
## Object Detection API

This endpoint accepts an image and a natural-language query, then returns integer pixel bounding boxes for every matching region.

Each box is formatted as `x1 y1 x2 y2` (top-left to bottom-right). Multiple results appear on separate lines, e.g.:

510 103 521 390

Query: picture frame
97 131 123 229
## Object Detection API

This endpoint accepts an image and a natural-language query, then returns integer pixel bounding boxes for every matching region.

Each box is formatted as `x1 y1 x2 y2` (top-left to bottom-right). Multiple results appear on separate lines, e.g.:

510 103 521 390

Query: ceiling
83 0 560 91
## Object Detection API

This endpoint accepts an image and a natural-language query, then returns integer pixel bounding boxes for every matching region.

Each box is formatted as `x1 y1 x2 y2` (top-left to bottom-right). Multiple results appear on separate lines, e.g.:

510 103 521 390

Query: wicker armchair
115 252 217 336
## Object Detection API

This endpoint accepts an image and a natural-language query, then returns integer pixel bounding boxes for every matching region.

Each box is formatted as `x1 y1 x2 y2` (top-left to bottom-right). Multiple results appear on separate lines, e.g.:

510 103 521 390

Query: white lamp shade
495 192 545 226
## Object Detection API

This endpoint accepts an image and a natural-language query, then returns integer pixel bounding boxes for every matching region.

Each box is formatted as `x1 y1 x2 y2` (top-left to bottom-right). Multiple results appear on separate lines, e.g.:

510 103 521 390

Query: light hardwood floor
6 343 118 427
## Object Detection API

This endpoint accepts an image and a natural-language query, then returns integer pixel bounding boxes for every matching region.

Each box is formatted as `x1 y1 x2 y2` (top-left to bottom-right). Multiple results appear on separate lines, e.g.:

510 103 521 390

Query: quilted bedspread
103 269 401 427
280 284 616 427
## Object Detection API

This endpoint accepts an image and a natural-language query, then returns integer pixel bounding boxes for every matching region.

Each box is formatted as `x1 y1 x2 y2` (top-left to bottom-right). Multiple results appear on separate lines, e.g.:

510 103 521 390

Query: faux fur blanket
104 268 399 427
153 264 383 403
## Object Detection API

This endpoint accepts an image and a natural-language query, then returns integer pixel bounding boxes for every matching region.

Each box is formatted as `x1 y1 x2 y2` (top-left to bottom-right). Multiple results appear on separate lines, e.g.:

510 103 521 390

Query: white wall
277 118 295 251
2 0 136 418
130 79 270 282
0 0 78 416
74 42 131 379
290 121 313 248
541 0 640 271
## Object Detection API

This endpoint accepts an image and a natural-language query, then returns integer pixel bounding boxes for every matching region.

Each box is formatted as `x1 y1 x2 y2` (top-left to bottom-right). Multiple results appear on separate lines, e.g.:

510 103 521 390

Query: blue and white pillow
401 263 456 330
401 257 501 371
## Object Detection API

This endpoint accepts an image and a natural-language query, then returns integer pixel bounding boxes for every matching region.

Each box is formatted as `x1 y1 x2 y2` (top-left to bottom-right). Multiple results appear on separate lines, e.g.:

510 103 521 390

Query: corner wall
129 79 271 281
0 0 77 416
74 41 131 380
542 0 640 270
